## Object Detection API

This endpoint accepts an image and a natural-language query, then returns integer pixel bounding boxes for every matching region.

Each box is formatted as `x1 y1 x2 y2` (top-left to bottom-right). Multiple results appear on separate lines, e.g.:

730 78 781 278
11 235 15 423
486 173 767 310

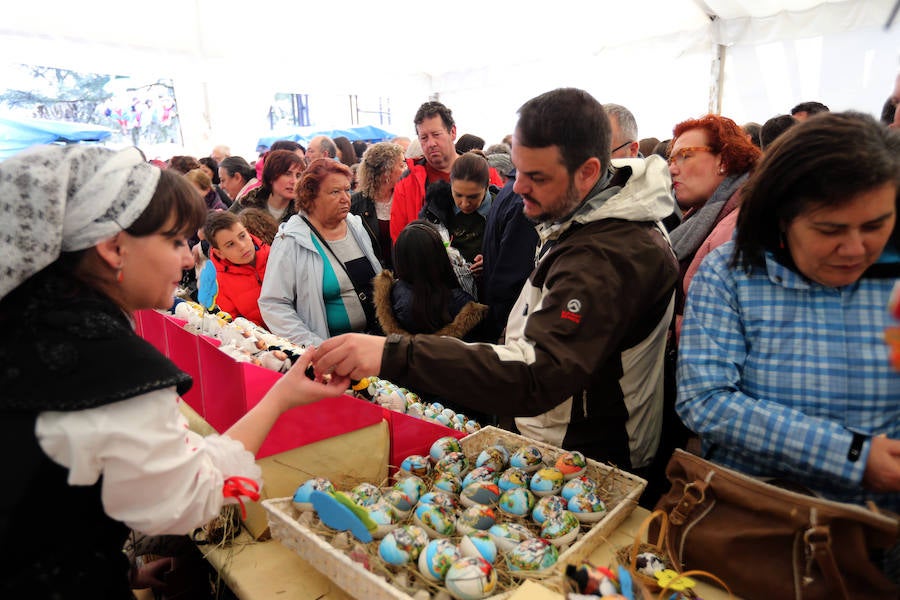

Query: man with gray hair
306 135 337 162
604 103 640 159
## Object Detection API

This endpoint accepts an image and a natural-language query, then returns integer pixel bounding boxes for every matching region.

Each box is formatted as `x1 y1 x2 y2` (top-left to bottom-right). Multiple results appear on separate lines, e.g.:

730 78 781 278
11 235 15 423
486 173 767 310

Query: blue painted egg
510 445 543 472
292 478 334 511
400 454 432 478
413 504 456 538
382 489 416 516
506 537 559 573
444 557 497 600
488 522 535 552
418 538 462 581
476 445 510 472
462 466 499 489
378 525 429 565
456 505 497 535
435 451 470 478
393 475 426 504
497 467 531 492
366 499 398 538
532 495 567 524
497 487 536 517
541 510 580 546
529 467 565 497
433 413 452 426
460 531 498 563
433 472 463 496
567 491 608 522
349 482 382 507
460 482 501 508
419 491 461 512
561 476 598 501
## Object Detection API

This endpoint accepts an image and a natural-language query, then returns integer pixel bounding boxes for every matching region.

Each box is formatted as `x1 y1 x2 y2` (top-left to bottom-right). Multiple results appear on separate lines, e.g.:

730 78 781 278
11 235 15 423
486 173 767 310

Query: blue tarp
0 115 113 161
257 125 396 152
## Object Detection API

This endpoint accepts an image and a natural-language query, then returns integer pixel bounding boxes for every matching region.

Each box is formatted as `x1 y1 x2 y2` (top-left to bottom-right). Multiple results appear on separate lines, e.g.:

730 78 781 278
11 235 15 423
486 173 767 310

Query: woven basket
655 569 734 599
615 509 675 592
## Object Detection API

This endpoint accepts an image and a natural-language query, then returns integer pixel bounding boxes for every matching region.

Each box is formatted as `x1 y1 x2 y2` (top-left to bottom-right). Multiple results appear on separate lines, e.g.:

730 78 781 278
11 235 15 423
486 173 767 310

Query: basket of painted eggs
263 426 647 600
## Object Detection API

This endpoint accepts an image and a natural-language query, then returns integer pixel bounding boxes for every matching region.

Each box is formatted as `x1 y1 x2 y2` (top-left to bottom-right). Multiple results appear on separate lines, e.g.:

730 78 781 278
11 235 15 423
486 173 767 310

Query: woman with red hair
668 114 761 321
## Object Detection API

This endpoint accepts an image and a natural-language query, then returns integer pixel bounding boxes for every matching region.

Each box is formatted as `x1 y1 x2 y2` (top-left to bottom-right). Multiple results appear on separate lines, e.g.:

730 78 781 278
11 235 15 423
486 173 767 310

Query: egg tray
262 426 647 600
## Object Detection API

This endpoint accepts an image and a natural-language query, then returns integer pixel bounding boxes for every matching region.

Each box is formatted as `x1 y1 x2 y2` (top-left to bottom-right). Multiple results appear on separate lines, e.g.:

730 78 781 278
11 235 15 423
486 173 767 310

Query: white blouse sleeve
35 388 262 536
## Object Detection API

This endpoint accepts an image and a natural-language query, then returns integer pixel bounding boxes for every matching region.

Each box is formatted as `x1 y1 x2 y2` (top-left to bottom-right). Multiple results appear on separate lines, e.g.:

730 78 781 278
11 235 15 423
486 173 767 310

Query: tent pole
709 42 726 115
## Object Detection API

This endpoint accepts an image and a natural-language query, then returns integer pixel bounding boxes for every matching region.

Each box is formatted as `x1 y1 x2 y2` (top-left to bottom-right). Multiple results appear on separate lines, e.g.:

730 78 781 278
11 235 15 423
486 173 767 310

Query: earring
718 167 725 175
116 268 124 283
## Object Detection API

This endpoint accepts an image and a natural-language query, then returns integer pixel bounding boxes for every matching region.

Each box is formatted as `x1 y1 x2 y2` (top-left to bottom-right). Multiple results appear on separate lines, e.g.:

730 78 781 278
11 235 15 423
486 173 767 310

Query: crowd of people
2 73 900 596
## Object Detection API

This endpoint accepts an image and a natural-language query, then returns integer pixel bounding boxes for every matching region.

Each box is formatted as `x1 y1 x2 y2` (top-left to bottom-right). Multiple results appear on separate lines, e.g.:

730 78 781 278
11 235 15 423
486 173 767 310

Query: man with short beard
317 88 678 474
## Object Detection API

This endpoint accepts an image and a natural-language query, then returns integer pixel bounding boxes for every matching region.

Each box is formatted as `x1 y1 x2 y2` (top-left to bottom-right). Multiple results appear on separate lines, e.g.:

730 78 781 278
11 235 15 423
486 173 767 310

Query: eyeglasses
611 140 633 154
667 146 713 167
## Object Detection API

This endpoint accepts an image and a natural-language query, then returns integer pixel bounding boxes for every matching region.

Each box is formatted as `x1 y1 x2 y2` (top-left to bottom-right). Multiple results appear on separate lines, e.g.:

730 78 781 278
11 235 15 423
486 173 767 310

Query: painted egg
460 531 498 563
378 525 429 565
460 482 501 508
456 505 497 535
407 402 425 419
636 551 667 577
433 413 452 427
413 504 456 538
292 478 334 511
405 392 422 407
567 491 608 522
400 454 432 478
488 522 535 552
510 445 544 472
465 421 481 434
462 466 498 489
541 510 580 546
476 445 510 472
394 475 427 504
452 413 467 426
433 472 464 496
441 407 457 421
497 487 536 517
419 491 461 513
424 407 438 420
435 451 470 478
506 538 559 573
366 499 398 538
349 482 382 507
529 468 565 497
532 494 568 524
430 436 462 462
554 451 588 479
561 476 598 501
383 489 416 516
431 402 445 412
445 556 497 600
451 420 467 432
418 538 462 581
498 467 531 492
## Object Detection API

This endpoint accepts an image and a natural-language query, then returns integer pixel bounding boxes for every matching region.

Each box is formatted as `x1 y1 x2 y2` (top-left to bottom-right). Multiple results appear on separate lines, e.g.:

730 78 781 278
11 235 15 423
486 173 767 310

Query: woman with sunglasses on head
0 146 348 598
667 115 761 329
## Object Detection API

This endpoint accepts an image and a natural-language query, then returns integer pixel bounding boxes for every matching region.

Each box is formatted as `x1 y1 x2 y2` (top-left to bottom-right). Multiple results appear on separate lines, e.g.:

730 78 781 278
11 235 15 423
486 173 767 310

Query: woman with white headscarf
0 146 348 597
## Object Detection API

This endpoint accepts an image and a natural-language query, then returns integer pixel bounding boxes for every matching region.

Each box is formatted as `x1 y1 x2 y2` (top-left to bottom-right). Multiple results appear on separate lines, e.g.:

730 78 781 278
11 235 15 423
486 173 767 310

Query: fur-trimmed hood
372 270 487 339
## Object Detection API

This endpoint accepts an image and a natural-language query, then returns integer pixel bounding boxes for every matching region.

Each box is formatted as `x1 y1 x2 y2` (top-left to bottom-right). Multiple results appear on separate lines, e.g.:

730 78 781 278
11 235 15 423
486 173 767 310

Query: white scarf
0 145 160 301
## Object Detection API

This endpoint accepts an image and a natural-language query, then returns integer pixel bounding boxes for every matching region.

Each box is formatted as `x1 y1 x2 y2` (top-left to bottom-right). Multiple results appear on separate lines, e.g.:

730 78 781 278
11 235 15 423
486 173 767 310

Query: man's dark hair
759 115 797 150
790 101 829 116
881 97 896 126
515 88 611 173
742 122 761 148
318 137 338 159
414 101 455 133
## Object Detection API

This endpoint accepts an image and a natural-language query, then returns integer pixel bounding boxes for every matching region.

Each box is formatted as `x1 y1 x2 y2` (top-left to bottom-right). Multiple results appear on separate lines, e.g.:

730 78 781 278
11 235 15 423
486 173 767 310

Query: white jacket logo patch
562 299 582 324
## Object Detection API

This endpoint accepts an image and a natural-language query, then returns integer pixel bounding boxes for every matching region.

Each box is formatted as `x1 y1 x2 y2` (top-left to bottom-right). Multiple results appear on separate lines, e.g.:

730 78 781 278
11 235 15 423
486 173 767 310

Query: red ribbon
222 476 261 519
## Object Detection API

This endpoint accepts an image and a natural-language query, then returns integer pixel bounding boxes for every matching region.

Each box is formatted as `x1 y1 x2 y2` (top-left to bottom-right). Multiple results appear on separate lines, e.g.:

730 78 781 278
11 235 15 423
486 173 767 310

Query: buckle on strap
670 481 707 525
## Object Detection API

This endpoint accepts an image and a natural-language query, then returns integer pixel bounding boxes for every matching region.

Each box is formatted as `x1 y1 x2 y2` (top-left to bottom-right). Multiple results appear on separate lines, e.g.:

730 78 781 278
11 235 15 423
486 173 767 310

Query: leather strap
669 480 708 526
805 525 850 600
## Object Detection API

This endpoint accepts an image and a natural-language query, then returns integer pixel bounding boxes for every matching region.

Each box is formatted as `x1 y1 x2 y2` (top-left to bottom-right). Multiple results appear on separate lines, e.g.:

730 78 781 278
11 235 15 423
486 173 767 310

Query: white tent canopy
2 0 898 157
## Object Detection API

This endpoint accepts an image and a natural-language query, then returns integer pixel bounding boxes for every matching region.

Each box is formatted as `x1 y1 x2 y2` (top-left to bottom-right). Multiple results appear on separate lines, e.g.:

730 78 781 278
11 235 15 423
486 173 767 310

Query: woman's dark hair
352 140 368 159
219 156 256 183
238 207 279 245
270 139 305 154
199 156 220 184
672 114 761 175
393 220 460 333
734 111 900 270
451 152 490 187
296 158 352 213
128 168 206 239
167 155 201 174
334 136 358 166
261 149 303 195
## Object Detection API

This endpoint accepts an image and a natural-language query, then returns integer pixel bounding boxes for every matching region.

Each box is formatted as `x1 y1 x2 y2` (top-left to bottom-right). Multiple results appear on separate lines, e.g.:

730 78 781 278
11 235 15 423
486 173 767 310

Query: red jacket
390 157 504 242
211 234 270 328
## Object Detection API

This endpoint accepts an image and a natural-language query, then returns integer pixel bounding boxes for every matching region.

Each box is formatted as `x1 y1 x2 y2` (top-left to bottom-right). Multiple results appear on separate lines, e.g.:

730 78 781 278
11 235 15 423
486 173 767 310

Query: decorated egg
394 475 427 504
429 436 462 461
561 476 599 501
435 451 470 478
567 491 608 522
433 472 463 496
400 454 432 478
378 525 429 565
506 538 559 573
445 556 497 600
465 421 481 434
407 402 425 419
418 538 462 581
462 466 499 489
431 402 445 412
460 482 501 508
460 531 498 563
497 487 536 517
488 522 535 552
366 499 398 538
456 505 497 535
441 407 457 421
475 446 509 472
636 551 667 577
433 412 452 427
292 478 334 511
541 510 580 546
419 491 461 512
349 482 382 507
554 451 588 479
510 445 543 472
498 467 531 492
382 489 416 517
532 495 567 525
529 467 565 497
413 504 456 538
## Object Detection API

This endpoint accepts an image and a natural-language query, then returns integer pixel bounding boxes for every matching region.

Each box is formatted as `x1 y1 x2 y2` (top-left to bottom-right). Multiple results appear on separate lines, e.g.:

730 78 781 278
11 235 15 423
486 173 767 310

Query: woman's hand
469 254 484 277
268 347 350 411
862 435 900 492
